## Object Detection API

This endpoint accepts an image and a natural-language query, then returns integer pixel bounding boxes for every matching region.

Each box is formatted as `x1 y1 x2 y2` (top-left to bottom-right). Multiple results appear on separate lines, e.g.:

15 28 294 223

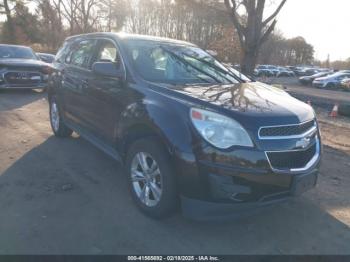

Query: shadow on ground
0 136 349 254
0 89 46 111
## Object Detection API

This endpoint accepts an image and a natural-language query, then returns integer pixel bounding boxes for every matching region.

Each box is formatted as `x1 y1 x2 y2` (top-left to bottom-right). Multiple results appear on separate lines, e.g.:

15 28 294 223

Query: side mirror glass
92 62 124 79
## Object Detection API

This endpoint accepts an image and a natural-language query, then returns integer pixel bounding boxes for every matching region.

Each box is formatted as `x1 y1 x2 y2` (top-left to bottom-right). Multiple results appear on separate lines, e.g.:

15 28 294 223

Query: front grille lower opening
267 143 317 170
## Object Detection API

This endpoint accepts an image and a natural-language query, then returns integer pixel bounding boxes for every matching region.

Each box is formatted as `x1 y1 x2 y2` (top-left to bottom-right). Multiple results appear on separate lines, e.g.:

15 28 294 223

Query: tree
99 0 129 32
208 27 241 63
224 0 287 74
260 34 315 66
36 0 65 51
2 1 41 44
0 0 16 43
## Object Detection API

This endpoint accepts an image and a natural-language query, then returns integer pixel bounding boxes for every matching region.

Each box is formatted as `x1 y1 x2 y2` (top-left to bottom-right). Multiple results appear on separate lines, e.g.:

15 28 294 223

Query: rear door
61 39 97 129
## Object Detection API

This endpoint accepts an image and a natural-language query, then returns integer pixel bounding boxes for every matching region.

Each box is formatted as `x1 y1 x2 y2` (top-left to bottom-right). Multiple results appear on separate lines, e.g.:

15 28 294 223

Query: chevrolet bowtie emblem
296 137 311 149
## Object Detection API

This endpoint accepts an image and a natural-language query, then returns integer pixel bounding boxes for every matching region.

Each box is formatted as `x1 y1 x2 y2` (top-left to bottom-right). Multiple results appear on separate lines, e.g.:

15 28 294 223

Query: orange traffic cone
330 103 339 117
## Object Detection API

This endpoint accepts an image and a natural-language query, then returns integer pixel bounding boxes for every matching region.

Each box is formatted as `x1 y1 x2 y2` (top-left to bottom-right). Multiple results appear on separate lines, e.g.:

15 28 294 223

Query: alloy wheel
50 102 60 132
131 152 163 207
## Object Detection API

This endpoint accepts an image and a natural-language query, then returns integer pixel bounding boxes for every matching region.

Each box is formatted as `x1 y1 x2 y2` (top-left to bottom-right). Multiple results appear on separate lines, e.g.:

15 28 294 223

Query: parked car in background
340 78 350 90
301 68 320 76
317 68 332 73
49 33 321 220
286 66 304 76
299 71 331 86
313 72 350 88
276 67 295 77
0 44 51 90
37 52 55 63
254 68 274 77
257 65 279 76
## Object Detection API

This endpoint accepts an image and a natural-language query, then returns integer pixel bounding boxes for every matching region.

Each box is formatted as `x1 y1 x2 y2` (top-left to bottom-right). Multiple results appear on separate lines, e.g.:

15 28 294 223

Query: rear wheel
49 97 73 138
125 138 178 219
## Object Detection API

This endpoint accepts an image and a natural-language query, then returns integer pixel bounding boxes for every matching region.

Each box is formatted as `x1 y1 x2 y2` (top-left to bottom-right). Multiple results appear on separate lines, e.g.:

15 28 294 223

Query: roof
66 32 196 46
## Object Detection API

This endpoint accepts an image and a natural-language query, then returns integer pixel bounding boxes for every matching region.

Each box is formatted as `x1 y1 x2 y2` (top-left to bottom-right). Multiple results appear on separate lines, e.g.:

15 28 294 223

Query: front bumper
0 82 48 89
175 132 321 221
0 71 48 89
181 168 319 221
312 82 325 88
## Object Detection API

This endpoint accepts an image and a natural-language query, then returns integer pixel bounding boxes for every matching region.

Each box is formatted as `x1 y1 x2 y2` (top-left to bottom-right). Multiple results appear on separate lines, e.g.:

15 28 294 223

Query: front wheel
49 97 73 138
125 138 178 219
326 83 336 88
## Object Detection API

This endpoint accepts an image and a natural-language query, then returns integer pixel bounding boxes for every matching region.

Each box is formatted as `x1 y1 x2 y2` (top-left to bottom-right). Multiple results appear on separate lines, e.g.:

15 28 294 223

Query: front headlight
190 108 254 149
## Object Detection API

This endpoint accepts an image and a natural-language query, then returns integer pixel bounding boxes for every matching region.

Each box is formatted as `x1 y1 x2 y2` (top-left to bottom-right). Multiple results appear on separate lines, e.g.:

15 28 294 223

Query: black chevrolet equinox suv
48 33 321 220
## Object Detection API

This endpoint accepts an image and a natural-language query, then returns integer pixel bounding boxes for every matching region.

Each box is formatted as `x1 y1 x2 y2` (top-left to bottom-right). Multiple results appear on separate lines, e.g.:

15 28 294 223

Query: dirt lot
0 89 350 255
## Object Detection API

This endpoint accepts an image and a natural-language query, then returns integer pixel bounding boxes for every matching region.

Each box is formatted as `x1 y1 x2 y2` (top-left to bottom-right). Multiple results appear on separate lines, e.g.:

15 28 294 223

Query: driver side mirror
92 62 125 79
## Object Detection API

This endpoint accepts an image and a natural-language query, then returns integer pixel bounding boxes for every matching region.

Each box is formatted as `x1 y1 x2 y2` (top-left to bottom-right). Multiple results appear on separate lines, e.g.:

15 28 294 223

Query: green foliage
1 2 41 45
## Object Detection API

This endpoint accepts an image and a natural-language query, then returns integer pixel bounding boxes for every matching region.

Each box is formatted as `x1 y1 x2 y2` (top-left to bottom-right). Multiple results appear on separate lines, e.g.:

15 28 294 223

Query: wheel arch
116 101 195 163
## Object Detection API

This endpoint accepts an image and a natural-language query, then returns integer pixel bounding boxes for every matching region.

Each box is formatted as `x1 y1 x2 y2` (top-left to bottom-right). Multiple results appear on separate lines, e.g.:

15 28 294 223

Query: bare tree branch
262 0 287 26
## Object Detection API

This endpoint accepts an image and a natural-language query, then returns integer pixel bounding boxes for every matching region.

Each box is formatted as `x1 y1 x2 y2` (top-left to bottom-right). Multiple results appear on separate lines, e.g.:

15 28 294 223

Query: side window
66 40 96 69
95 40 120 66
55 42 70 63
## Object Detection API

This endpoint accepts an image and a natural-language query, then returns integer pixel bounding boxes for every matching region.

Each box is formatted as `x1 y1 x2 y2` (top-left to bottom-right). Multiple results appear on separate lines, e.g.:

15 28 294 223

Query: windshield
312 72 328 77
0 46 38 60
226 66 252 82
125 40 240 85
331 72 349 78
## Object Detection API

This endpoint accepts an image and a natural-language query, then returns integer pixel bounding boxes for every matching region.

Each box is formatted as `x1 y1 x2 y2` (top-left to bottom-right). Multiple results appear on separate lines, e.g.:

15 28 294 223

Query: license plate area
292 172 318 196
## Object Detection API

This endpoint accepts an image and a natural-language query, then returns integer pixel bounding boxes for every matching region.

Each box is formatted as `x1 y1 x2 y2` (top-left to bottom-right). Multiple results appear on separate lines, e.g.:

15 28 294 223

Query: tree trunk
241 48 259 75
3 0 16 44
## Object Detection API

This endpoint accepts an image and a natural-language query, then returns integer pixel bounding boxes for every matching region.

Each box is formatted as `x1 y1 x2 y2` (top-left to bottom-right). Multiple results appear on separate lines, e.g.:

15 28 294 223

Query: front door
84 38 127 144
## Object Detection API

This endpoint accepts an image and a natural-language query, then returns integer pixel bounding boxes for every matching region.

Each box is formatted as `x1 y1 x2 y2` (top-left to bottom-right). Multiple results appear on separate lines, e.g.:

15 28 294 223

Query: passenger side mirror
92 62 124 79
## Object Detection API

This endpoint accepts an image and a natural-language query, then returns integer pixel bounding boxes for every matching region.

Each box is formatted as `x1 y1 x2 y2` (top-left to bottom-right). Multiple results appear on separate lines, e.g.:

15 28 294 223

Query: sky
7 0 350 62
275 0 350 61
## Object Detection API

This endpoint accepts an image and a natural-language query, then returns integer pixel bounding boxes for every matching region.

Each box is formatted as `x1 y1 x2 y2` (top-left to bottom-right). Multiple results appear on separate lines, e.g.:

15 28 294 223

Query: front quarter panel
116 84 205 197
117 84 194 155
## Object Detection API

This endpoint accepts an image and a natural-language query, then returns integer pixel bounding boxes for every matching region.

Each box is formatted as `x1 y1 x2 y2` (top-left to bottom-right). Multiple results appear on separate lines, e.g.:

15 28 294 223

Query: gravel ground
0 89 349 255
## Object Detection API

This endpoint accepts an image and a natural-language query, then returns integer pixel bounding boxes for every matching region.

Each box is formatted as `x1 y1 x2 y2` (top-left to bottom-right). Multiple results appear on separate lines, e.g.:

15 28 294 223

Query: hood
158 82 314 127
314 76 329 81
300 76 311 80
0 58 48 68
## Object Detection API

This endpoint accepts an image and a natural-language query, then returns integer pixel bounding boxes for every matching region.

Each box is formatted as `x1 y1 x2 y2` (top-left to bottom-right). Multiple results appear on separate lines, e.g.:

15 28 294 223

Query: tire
326 83 335 89
125 138 178 219
49 96 73 138
339 104 350 117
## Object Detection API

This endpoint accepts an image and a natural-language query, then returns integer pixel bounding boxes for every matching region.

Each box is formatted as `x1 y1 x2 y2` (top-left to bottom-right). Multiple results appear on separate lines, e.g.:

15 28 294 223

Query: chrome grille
4 71 42 85
259 120 316 138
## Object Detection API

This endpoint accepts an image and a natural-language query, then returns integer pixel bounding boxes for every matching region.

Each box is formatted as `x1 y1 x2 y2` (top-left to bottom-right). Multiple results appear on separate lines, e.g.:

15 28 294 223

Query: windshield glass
125 40 240 85
0 46 38 60
226 66 252 82
331 72 349 78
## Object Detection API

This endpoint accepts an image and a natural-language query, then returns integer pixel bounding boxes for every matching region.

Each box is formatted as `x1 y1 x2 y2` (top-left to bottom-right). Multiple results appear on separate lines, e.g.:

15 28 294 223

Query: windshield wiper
185 54 243 83
159 46 221 84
